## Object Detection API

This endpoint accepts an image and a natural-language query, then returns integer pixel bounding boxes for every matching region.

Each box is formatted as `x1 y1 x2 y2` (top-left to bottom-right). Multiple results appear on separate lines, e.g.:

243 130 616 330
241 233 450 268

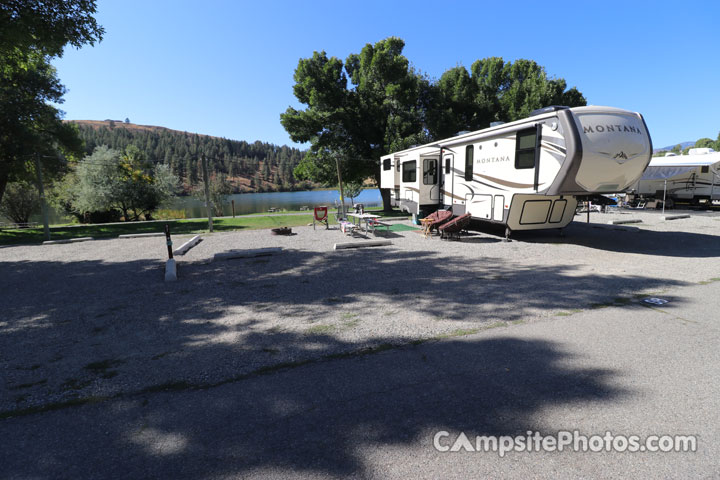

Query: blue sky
53 0 720 150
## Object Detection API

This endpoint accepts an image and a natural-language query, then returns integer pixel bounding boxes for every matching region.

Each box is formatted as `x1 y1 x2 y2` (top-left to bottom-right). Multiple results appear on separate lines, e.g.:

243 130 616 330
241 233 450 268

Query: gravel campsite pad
2 210 720 414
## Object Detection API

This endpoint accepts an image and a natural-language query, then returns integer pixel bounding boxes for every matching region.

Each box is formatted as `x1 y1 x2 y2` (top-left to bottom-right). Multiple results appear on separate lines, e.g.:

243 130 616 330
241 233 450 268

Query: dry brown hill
67 120 224 139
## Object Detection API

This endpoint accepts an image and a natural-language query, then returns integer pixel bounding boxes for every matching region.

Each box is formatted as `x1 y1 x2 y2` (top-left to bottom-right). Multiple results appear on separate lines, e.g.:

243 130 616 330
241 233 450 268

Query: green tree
0 0 103 204
426 57 586 139
281 37 426 211
694 138 718 151
63 145 178 222
342 180 364 206
193 173 231 216
282 39 587 211
0 181 40 225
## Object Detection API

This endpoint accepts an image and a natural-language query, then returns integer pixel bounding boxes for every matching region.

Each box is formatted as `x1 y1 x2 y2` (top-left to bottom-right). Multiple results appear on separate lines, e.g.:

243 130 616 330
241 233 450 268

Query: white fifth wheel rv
380 105 652 236
631 149 720 205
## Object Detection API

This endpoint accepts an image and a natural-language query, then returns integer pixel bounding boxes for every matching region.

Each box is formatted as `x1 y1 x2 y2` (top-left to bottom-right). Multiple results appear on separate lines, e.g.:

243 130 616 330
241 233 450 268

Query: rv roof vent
454 130 471 136
665 152 677 157
689 147 715 155
490 121 504 127
530 105 569 117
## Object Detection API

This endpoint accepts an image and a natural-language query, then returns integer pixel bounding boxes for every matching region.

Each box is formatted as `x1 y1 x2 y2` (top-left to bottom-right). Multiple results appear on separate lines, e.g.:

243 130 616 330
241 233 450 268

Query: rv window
402 161 417 183
701 166 709 173
423 158 437 185
515 128 538 169
383 159 391 171
445 158 451 174
465 145 474 181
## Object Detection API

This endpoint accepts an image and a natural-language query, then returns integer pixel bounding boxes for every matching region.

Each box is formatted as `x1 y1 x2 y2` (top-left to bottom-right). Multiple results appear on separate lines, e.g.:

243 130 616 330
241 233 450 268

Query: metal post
34 154 51 240
662 179 667 215
164 224 173 259
710 170 716 206
201 154 213 232
231 199 235 218
335 158 346 217
587 201 590 223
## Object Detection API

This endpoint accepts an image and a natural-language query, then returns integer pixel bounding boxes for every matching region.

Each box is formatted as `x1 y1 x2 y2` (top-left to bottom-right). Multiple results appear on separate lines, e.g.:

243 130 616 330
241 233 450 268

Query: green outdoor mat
389 223 419 232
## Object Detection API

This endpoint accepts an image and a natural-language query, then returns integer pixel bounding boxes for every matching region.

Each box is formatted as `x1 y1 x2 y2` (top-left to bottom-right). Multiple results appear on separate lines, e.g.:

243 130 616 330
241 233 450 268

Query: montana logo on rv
583 124 642 134
477 155 510 164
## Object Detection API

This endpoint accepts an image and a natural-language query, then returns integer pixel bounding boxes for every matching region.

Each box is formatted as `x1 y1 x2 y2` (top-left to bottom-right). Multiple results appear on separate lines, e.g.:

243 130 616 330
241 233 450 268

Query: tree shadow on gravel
0 242 687 415
1 335 628 479
486 221 720 258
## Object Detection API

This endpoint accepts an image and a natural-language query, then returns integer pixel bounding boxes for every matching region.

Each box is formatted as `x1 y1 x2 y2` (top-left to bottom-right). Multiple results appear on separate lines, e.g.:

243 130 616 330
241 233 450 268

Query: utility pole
335 158 346 217
34 154 51 241
201 154 214 232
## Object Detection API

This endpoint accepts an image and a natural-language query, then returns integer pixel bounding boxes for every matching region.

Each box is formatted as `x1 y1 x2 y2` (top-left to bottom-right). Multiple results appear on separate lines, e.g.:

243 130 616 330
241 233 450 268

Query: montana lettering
476 156 510 164
583 124 642 134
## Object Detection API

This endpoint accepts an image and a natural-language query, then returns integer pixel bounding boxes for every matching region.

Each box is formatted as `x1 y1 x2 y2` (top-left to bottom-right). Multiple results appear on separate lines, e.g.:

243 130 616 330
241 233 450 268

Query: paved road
2 279 718 479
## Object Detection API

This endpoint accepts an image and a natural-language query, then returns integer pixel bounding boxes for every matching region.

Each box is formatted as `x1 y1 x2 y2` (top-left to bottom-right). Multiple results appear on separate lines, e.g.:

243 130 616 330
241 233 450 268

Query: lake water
18 189 382 225
173 189 383 217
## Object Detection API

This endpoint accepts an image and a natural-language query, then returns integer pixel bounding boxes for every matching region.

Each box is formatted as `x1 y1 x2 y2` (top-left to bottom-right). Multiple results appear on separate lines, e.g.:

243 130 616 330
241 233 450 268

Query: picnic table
347 213 390 235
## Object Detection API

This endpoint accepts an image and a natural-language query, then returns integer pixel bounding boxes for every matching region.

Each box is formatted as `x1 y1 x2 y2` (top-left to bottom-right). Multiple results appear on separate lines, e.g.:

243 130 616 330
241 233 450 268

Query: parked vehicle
380 105 652 238
631 149 720 206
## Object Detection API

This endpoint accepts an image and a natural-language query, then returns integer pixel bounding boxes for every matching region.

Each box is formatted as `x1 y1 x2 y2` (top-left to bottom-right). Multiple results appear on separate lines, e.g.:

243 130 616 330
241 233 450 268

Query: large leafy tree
427 57 587 139
282 39 587 210
0 0 104 204
281 37 427 211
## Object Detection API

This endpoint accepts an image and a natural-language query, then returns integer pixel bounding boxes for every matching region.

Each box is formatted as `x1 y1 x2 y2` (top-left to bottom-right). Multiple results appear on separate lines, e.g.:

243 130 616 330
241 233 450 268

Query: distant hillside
654 141 695 153
67 120 312 193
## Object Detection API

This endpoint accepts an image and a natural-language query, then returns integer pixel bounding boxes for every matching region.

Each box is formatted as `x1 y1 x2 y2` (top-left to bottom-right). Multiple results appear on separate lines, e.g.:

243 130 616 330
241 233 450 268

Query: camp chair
424 209 453 234
438 213 472 240
313 206 329 230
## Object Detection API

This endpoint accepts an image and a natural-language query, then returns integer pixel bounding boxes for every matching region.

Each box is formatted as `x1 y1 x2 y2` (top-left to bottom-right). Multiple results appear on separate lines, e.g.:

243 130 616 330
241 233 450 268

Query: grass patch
698 277 720 285
436 328 481 339
305 324 335 334
434 322 507 340
0 214 318 245
341 319 360 329
589 303 611 310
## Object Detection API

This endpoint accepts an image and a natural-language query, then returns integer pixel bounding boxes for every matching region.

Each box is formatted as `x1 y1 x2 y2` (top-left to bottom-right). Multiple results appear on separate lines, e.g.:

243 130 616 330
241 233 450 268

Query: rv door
443 153 454 206
423 157 440 201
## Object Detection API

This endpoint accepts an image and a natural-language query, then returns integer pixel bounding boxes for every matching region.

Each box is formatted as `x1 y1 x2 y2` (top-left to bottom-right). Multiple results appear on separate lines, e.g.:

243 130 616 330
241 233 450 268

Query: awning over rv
639 153 720 181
